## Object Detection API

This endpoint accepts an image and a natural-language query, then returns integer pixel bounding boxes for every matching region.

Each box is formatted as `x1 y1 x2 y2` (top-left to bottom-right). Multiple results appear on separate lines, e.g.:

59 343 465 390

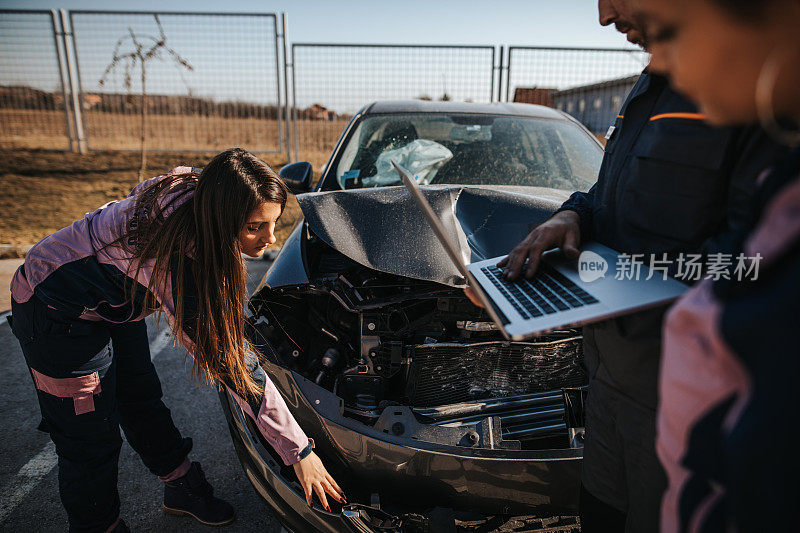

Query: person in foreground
630 0 800 530
464 1 788 531
9 148 344 532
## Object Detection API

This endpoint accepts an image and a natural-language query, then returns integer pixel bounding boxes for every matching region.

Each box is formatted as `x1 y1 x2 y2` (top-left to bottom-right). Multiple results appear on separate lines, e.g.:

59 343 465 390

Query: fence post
272 14 284 158
291 44 298 163
59 9 86 153
49 10 75 152
505 47 513 103
497 45 505 103
281 13 292 163
489 46 496 103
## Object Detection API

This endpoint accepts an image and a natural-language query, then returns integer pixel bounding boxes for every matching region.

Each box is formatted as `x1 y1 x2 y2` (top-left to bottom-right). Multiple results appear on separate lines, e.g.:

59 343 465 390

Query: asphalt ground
0 258 282 532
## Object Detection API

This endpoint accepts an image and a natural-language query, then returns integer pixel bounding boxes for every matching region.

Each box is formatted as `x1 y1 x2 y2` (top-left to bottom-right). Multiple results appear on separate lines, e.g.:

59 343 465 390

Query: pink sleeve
162 295 311 466
229 378 314 466
658 281 751 533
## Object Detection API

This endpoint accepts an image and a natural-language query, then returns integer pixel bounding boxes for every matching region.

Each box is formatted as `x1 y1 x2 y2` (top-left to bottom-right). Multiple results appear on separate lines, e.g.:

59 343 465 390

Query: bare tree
99 15 193 180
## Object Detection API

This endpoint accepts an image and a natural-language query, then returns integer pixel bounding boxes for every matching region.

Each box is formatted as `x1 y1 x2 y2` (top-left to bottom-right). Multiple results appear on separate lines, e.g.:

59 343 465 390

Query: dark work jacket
556 72 788 410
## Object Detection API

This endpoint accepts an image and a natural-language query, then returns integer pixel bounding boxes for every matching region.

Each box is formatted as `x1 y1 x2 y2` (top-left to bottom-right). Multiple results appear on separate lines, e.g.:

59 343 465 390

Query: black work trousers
10 296 191 533
578 311 668 533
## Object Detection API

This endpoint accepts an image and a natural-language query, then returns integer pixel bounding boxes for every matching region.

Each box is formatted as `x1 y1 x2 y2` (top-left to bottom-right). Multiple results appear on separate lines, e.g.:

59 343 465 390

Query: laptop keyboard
480 264 599 320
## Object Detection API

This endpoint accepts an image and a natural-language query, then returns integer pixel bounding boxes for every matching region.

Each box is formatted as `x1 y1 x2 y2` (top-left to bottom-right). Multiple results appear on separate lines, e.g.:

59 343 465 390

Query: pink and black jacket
11 167 312 466
658 148 800 532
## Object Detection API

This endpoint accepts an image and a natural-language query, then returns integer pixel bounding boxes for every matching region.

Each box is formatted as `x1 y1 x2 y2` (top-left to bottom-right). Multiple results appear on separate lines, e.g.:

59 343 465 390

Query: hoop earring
755 47 800 146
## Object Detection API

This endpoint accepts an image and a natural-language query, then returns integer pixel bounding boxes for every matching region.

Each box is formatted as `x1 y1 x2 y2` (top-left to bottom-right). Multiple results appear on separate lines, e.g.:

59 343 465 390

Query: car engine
248 234 587 451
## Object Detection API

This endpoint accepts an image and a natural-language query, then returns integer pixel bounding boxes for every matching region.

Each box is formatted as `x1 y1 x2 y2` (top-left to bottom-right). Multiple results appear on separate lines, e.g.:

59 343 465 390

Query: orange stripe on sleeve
649 112 707 122
616 114 624 119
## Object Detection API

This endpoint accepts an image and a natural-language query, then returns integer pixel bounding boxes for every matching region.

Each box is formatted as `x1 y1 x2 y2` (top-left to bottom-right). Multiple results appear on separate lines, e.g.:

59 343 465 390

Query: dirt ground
0 149 303 250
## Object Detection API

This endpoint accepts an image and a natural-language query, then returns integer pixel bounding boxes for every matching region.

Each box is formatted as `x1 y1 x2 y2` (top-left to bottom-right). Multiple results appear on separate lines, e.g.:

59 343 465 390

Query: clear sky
2 0 631 49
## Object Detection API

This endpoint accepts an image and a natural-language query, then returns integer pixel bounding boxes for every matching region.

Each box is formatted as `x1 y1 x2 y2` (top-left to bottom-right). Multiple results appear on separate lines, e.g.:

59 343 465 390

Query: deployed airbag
364 139 453 187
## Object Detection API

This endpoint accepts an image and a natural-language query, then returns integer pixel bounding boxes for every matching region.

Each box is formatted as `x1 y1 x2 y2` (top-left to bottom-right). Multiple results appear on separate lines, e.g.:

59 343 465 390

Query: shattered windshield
334 113 602 192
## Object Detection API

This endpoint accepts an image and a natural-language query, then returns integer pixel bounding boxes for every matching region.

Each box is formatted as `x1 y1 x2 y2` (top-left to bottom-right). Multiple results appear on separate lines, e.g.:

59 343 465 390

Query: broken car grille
405 336 586 407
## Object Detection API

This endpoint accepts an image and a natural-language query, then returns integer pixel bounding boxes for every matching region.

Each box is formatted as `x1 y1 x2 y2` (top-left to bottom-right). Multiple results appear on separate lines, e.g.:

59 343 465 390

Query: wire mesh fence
0 10 72 151
291 44 495 166
506 47 649 135
68 11 283 153
1 10 650 159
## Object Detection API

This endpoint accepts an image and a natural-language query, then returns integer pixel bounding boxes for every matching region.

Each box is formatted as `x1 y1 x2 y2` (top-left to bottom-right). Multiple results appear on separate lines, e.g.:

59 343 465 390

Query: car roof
362 100 568 120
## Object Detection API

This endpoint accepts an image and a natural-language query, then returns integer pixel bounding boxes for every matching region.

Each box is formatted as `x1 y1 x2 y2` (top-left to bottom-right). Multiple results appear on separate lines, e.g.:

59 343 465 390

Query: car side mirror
279 162 313 194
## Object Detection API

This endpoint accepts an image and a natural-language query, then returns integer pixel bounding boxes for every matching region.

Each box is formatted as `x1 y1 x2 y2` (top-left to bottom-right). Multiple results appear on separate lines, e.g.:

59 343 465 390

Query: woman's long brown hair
120 148 288 397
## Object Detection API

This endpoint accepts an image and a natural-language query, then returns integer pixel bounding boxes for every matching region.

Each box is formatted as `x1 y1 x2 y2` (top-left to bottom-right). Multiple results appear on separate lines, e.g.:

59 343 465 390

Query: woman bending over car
9 148 344 532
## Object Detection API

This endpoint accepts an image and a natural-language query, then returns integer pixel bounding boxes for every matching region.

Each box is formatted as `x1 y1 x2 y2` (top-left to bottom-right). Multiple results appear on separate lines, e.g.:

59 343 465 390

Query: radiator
405 334 586 407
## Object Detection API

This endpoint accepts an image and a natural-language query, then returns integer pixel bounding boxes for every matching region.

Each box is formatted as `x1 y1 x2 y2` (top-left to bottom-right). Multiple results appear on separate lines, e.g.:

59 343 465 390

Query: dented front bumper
219 358 582 532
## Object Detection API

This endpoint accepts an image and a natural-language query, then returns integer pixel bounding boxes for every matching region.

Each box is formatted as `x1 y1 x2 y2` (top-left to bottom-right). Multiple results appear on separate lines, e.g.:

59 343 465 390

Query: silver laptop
393 161 688 341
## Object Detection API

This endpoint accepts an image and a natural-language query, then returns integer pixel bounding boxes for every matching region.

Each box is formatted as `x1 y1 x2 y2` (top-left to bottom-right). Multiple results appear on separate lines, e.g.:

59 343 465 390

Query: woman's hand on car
497 210 581 280
293 450 346 512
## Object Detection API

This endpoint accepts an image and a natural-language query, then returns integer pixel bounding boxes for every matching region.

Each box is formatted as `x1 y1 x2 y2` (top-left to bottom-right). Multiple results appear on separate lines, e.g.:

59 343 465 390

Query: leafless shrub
99 15 193 180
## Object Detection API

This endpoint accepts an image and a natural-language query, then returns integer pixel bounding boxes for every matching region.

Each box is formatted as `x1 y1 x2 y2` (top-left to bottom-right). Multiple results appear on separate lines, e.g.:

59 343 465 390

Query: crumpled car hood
297 185 570 287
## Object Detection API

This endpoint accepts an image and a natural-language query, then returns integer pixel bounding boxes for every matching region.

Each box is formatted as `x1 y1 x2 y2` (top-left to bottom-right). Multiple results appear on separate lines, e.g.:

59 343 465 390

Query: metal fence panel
69 11 283 153
291 44 495 166
0 10 72 151
506 47 649 135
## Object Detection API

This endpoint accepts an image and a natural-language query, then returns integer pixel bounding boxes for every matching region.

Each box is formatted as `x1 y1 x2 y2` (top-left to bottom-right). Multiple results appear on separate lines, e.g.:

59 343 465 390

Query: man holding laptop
396 160 688 342
462 1 787 531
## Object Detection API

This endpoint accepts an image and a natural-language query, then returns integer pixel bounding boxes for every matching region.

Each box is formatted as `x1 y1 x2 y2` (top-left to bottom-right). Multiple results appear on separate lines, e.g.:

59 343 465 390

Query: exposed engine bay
248 229 587 452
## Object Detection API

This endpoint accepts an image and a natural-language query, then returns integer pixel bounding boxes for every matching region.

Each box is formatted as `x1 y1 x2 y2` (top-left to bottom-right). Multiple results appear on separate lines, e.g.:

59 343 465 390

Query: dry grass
0 150 302 247
295 118 351 170
0 110 351 170
82 111 287 153
0 109 286 153
0 110 72 151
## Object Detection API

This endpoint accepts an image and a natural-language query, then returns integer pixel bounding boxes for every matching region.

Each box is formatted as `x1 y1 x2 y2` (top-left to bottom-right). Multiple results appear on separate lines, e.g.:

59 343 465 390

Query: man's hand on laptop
463 210 581 308
497 210 581 280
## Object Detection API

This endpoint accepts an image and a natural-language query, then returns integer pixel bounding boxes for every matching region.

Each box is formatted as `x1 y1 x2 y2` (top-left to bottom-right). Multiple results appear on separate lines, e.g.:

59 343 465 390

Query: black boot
162 462 235 526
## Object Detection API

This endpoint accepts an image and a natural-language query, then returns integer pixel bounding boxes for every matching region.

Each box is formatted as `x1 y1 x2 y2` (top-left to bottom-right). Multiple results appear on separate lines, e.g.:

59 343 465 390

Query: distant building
551 75 639 134
82 93 102 109
512 87 556 107
303 103 335 121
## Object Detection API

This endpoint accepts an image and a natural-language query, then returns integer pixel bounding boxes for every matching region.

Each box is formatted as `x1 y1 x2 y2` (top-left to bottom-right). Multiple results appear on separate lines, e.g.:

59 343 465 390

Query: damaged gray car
219 101 604 532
